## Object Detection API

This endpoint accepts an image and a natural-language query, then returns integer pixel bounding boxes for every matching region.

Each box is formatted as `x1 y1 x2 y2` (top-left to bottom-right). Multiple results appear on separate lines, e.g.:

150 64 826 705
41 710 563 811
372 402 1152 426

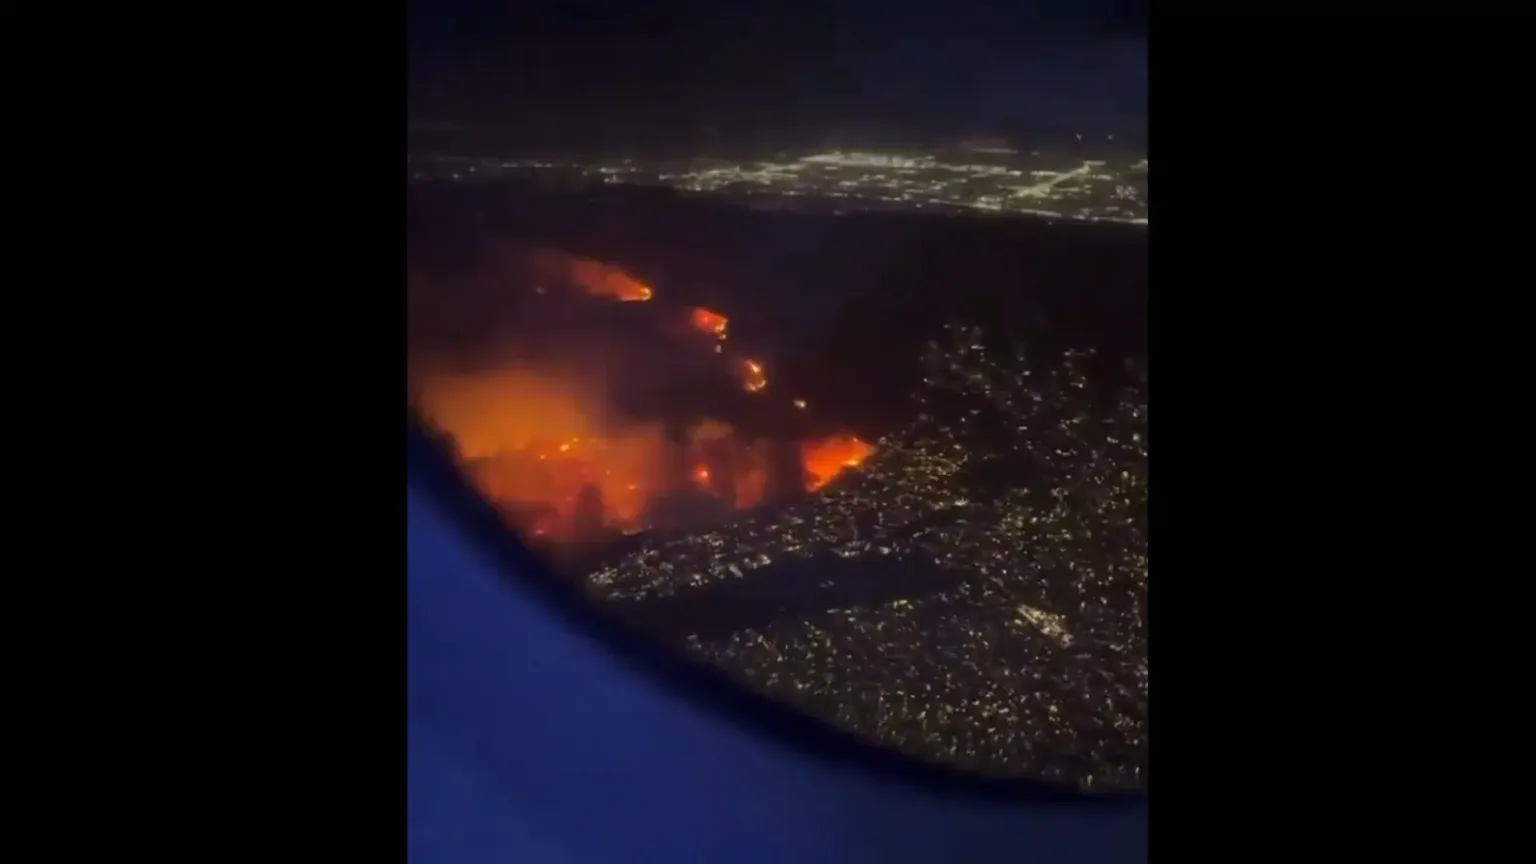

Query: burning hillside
409 248 874 544
526 248 653 302
689 307 728 339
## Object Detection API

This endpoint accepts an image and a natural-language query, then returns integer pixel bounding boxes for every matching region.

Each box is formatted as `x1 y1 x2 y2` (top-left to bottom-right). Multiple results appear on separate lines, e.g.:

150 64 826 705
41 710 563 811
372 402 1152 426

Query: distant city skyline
407 146 1147 225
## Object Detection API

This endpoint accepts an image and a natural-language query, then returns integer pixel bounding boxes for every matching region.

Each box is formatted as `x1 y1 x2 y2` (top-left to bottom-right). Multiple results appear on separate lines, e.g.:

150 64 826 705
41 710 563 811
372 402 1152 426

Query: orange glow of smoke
414 366 874 540
414 368 664 535
733 460 770 510
689 307 729 339
413 247 876 539
800 435 876 491
529 249 654 302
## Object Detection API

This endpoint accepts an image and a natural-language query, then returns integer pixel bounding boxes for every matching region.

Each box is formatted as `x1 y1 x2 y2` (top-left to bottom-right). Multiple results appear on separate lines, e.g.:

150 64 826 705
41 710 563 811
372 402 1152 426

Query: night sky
408 0 1146 153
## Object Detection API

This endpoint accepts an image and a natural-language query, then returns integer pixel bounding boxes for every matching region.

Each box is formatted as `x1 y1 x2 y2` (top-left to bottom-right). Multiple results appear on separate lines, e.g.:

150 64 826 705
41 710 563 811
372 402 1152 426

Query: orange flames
528 249 653 302
741 358 768 392
411 249 875 542
687 309 767 396
415 365 872 540
689 307 729 339
415 368 663 533
800 435 876 491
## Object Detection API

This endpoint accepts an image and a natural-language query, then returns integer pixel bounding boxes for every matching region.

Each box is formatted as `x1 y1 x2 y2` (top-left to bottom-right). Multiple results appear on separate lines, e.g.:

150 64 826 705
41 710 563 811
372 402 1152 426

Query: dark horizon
408 0 1146 155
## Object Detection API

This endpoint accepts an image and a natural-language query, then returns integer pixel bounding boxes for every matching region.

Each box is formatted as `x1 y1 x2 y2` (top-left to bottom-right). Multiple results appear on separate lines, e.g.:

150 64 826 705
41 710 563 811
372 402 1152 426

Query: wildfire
411 247 875 542
800 435 876 490
689 307 729 339
528 249 654 302
414 365 874 541
741 358 768 392
413 368 663 533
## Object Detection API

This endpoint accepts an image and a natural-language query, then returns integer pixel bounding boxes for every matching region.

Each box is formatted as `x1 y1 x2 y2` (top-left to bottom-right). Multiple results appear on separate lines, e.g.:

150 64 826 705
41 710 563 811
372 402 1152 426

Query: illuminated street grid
589 324 1148 790
411 149 1147 225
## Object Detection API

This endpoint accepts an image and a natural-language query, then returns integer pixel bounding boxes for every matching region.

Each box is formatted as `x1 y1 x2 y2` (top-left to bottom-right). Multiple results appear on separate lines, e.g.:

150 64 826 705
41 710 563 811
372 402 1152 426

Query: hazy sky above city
408 0 1146 151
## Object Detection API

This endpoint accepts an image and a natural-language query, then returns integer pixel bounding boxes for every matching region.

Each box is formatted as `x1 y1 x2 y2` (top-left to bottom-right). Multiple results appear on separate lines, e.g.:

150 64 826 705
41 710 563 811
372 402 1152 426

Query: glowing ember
793 398 807 409
741 358 767 392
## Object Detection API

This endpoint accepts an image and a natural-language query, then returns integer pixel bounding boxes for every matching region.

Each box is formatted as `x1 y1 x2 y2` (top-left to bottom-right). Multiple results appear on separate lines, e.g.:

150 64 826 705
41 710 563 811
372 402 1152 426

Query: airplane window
409 2 1146 796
